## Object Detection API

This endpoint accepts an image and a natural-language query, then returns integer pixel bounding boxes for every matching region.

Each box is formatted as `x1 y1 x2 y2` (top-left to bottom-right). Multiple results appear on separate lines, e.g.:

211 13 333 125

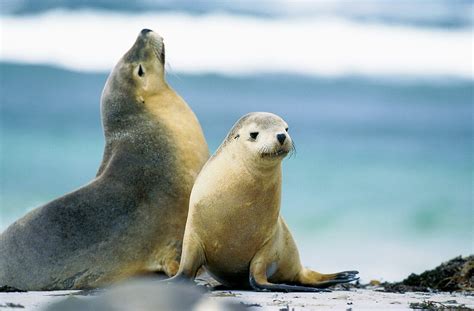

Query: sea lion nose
276 133 286 145
141 28 153 36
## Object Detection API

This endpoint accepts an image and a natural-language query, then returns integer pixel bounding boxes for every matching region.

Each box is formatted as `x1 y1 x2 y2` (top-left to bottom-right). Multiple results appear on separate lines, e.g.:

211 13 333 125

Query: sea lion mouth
261 149 290 158
147 32 165 65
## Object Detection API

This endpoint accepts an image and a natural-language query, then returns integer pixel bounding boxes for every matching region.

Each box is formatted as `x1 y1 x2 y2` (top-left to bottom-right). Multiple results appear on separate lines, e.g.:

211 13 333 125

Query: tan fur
172 112 358 291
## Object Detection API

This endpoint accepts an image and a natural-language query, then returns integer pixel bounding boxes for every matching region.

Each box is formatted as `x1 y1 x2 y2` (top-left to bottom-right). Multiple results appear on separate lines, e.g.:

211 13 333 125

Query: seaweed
409 300 472 310
384 255 474 293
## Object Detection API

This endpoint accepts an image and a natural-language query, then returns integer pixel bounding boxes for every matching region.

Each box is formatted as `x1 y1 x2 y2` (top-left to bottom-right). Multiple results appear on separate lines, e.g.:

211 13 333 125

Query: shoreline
1 287 473 310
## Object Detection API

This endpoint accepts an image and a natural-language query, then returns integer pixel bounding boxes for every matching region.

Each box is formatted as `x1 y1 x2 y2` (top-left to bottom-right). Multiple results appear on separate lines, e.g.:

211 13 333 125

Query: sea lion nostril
141 28 153 35
277 133 286 145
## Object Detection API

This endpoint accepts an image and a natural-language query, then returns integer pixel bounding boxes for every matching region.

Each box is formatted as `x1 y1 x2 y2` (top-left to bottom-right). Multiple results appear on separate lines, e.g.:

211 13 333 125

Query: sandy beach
1 287 473 310
1 256 473 310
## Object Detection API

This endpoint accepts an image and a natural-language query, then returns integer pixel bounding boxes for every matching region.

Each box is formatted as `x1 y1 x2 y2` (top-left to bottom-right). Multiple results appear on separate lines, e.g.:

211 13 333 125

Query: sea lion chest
189 153 281 278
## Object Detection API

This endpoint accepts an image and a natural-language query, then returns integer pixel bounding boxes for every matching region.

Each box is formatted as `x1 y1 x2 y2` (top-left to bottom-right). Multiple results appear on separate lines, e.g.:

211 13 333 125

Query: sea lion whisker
288 141 297 159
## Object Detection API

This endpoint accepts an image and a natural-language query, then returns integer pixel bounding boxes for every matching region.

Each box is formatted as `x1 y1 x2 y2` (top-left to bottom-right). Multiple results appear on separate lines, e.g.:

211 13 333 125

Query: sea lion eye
285 127 289 132
138 64 144 77
250 132 259 139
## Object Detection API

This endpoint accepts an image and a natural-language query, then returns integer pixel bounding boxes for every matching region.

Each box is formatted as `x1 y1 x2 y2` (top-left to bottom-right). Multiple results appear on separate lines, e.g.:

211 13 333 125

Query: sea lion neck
96 88 174 179
100 93 163 137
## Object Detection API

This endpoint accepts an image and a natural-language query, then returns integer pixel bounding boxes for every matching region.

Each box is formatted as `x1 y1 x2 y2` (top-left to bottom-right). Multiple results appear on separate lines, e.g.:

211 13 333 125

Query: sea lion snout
138 28 163 43
140 28 153 35
123 29 164 65
264 134 292 158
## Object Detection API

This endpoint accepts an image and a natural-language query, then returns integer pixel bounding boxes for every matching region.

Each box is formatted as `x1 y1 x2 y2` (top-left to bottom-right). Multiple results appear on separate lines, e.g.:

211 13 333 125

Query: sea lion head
120 28 166 98
226 112 293 165
112 29 165 100
101 29 166 132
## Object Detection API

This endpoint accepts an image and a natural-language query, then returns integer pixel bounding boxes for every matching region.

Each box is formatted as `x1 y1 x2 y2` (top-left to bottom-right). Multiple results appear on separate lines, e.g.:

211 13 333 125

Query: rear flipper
249 275 331 292
298 269 359 288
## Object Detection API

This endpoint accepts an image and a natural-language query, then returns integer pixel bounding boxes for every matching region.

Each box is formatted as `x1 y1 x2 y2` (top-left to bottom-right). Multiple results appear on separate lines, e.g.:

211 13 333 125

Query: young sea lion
170 112 358 292
0 29 209 290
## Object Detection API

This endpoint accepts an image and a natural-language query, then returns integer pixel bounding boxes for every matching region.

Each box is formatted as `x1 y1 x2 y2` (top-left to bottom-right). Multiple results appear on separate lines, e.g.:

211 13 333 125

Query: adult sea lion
0 29 209 290
170 112 358 292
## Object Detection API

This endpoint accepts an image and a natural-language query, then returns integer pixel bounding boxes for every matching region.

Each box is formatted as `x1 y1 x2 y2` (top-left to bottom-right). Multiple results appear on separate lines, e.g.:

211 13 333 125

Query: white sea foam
0 10 472 78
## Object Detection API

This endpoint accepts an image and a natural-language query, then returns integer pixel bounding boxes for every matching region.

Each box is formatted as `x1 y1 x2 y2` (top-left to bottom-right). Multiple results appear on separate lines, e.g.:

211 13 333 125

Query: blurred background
0 0 472 282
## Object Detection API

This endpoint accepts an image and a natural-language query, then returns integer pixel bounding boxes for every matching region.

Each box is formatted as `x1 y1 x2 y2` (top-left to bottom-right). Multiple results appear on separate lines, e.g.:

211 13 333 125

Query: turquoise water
0 63 472 281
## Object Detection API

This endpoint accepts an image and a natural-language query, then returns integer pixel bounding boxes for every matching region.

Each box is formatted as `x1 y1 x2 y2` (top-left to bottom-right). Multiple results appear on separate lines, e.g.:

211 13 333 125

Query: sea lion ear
234 134 240 139
137 64 145 77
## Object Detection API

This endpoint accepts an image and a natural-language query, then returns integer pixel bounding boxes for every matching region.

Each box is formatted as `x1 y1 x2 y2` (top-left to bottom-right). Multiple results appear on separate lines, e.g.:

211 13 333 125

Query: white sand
1 288 473 310
209 289 474 310
0 290 80 310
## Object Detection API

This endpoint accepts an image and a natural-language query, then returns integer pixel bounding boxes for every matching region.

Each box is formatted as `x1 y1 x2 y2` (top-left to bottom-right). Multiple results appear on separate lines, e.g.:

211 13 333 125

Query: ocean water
1 62 472 282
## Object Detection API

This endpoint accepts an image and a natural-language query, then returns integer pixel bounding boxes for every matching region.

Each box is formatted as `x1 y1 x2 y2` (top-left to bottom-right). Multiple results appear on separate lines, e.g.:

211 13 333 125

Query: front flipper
249 274 330 293
164 272 195 285
161 234 206 287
